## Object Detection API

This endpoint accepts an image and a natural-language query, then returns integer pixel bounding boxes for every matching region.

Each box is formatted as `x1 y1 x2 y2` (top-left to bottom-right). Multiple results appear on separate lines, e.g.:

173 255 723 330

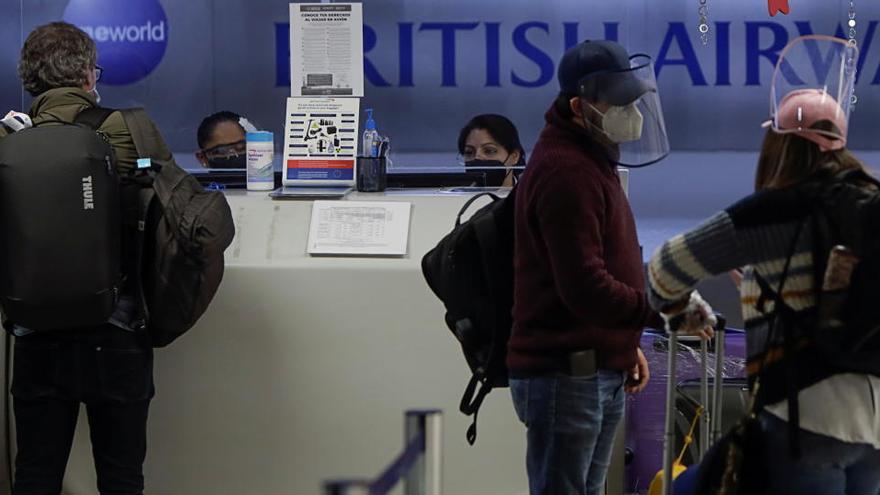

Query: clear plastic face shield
577 54 670 168
765 35 858 151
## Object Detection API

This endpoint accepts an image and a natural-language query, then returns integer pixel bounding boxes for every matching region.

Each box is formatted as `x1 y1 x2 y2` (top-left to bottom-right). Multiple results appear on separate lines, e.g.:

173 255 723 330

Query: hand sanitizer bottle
362 108 379 157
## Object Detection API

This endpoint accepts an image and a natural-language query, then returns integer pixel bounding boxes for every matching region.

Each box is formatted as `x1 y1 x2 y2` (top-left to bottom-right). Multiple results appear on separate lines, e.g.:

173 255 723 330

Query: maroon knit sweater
507 104 662 375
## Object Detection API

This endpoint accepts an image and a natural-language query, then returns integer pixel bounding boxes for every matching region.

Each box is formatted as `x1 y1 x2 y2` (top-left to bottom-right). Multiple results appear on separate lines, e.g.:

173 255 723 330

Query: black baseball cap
557 40 652 106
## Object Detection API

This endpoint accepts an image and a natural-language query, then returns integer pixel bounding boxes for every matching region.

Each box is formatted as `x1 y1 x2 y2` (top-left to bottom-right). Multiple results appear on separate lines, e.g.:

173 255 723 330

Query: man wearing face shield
507 40 668 495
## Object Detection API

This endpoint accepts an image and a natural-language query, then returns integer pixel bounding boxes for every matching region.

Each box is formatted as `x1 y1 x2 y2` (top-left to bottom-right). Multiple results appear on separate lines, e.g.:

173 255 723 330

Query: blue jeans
510 370 625 495
760 412 880 495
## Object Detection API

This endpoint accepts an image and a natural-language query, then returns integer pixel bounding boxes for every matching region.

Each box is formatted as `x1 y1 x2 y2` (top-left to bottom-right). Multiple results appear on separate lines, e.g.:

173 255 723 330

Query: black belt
509 349 599 378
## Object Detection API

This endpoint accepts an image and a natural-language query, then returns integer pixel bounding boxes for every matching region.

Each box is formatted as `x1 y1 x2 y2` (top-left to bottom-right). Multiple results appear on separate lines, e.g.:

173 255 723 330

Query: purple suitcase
624 328 746 494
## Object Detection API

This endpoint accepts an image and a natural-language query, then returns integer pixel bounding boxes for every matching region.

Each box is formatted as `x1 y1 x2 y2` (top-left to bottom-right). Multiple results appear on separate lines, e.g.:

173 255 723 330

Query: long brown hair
755 122 868 191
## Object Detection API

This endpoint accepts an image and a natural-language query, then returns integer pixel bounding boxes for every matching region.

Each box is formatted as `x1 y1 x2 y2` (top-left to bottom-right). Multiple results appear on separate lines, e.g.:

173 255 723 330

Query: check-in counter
60 189 532 494
46 185 736 494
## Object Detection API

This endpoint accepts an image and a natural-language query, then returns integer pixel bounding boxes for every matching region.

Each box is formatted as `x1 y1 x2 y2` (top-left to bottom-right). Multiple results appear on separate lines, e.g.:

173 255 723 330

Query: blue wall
3 0 879 156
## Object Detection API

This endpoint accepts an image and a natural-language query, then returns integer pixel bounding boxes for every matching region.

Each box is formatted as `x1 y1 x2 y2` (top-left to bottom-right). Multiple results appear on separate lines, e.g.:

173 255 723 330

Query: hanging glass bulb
848 0 858 112
698 0 710 46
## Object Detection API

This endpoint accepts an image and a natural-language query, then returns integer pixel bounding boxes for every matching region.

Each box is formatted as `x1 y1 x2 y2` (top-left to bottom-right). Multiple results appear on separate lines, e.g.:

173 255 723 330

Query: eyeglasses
95 66 104 82
202 140 246 159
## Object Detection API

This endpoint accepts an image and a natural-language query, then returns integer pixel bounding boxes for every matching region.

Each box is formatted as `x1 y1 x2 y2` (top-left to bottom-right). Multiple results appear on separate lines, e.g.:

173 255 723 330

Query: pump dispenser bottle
362 108 379 157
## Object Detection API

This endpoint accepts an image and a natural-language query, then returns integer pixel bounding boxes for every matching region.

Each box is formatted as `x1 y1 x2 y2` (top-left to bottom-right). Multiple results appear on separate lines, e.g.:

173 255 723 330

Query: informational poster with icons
282 97 360 186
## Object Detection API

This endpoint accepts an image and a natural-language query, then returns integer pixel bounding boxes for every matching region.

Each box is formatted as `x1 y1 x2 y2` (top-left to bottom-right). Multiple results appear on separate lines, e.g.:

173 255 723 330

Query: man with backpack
507 40 676 494
0 22 182 494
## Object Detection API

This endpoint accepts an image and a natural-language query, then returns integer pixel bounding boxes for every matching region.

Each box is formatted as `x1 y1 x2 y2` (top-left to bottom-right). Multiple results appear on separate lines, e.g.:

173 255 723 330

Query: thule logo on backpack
82 176 94 210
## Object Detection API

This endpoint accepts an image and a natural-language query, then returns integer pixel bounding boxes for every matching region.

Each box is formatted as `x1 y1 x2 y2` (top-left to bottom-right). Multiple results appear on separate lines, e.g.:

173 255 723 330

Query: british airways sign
275 19 880 88
12 0 875 153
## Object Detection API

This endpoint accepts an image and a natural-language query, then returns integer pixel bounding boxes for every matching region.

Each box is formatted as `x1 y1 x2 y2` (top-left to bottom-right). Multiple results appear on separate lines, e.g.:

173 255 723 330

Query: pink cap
765 89 848 152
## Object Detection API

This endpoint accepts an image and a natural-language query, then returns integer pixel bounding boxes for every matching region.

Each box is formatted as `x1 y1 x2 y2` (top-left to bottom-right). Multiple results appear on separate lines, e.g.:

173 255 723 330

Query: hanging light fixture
697 0 710 46
847 0 858 112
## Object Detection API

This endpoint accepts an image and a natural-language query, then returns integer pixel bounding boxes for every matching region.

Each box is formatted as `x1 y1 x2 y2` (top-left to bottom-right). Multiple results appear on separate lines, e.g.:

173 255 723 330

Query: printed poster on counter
290 3 364 97
283 97 360 185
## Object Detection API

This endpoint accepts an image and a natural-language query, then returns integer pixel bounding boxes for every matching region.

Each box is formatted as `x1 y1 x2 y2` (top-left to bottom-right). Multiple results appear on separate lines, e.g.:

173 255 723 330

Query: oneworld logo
79 21 166 44
81 176 94 211
63 0 169 85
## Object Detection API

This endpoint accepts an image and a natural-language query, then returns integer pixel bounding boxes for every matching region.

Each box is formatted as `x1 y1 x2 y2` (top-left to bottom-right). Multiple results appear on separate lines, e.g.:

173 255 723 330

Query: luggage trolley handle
662 313 726 495
711 316 727 445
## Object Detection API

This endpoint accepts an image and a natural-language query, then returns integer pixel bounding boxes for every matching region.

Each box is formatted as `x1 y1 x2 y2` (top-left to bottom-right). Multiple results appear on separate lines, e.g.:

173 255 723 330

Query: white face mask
592 103 644 143
91 86 101 104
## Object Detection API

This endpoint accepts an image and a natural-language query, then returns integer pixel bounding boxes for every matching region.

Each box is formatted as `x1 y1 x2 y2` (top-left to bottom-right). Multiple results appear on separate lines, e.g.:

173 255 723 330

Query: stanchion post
404 410 443 495
663 330 678 495
323 479 370 495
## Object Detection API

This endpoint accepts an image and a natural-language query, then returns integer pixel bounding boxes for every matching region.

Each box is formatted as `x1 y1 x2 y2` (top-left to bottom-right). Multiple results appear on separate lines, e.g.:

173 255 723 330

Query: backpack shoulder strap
74 107 116 130
118 108 191 209
835 168 880 189
118 108 152 155
455 192 500 227
753 216 809 458
117 108 174 160
460 374 492 445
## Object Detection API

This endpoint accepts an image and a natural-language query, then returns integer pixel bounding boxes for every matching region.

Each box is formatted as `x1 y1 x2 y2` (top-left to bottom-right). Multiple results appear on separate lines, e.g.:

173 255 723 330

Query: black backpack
756 169 880 375
76 107 235 347
748 169 880 459
421 188 516 444
0 115 122 330
806 169 880 371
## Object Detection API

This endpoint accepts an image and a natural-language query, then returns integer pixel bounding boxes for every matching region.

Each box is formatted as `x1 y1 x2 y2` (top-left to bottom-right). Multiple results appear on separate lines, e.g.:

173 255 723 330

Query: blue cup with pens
358 123 389 192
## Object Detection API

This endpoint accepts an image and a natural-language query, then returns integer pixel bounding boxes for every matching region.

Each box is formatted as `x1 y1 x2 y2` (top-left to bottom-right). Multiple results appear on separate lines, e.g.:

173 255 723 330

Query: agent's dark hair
197 111 244 150
19 22 97 96
755 120 868 191
457 114 526 166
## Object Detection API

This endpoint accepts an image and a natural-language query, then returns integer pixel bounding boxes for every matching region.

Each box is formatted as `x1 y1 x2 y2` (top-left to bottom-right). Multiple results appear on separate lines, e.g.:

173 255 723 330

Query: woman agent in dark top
458 114 526 187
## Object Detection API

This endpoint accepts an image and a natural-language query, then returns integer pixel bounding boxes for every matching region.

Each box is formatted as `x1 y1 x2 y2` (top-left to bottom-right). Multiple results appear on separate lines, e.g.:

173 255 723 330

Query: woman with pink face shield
648 35 880 494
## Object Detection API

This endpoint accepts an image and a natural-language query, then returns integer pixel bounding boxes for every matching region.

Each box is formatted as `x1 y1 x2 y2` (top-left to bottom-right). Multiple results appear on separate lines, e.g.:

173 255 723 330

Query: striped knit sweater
646 185 839 406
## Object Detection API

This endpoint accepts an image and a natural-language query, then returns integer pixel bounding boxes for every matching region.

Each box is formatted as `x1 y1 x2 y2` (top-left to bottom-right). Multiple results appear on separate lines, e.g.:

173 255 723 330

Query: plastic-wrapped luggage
625 323 747 494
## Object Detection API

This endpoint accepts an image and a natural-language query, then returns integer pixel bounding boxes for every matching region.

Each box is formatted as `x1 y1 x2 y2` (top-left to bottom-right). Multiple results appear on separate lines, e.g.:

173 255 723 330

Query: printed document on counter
307 201 411 256
290 3 364 97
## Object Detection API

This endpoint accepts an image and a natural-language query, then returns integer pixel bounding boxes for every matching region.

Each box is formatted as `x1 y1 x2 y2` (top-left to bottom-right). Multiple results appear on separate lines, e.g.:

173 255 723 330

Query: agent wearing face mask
195 111 248 169
508 39 671 495
457 114 526 187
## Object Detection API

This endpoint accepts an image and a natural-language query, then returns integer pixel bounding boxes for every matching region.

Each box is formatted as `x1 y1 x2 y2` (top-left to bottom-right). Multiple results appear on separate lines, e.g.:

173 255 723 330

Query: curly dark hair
19 22 97 97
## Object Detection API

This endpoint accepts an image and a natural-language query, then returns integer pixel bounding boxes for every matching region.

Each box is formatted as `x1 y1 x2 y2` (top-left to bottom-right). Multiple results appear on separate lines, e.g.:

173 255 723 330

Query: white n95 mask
599 103 644 143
